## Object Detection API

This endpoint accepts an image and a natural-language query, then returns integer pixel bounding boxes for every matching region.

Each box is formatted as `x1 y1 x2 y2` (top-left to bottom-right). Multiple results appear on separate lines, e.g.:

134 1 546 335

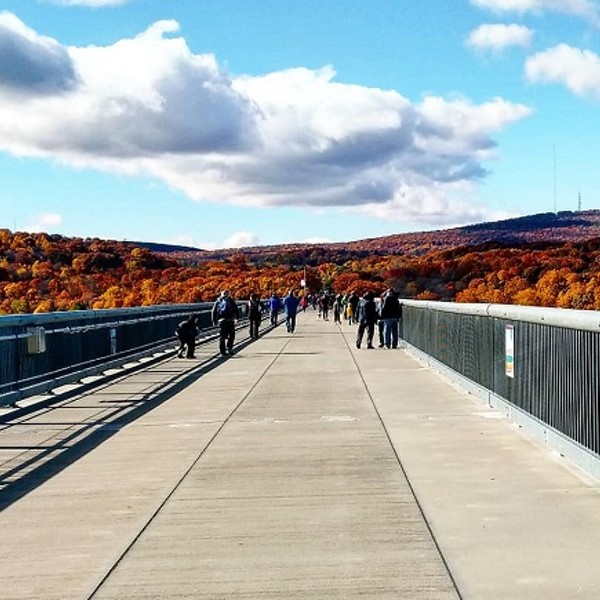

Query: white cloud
222 232 260 248
160 234 199 249
525 43 600 99
467 24 533 51
471 0 600 21
27 212 63 232
0 14 533 228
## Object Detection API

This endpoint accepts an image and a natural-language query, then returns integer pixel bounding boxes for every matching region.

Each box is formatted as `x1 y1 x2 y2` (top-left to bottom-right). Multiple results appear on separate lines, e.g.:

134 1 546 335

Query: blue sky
0 0 599 249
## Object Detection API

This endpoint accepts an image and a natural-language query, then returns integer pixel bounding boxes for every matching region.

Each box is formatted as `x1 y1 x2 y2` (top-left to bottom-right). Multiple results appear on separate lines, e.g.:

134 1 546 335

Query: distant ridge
130 241 202 253
138 210 600 264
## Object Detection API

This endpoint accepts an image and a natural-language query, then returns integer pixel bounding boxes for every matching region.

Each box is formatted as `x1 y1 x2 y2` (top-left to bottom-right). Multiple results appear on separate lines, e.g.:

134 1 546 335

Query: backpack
217 297 234 319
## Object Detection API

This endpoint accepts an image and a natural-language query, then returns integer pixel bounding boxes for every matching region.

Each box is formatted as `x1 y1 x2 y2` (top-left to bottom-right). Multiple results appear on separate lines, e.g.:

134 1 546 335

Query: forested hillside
3 211 600 314
158 210 600 264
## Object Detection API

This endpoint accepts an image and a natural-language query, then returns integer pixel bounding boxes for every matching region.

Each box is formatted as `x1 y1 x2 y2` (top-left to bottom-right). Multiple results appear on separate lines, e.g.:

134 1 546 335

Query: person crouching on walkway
355 291 378 349
176 314 198 359
212 290 239 356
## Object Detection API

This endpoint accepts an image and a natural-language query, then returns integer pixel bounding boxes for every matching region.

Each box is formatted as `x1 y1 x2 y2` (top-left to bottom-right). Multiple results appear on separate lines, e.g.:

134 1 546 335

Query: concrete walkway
1 311 600 599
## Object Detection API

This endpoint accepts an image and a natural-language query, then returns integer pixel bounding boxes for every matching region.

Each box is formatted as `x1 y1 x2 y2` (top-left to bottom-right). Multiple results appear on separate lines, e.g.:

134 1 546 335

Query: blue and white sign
505 324 515 378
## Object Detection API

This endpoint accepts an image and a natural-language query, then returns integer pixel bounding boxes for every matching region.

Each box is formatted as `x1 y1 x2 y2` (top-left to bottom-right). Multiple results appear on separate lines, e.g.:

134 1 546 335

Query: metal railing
0 302 248 407
401 300 600 461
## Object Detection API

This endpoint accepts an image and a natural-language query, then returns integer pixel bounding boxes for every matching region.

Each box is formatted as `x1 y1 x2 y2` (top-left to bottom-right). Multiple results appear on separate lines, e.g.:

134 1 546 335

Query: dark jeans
286 313 297 333
356 321 375 348
177 333 195 358
249 317 260 339
383 318 399 348
219 319 235 354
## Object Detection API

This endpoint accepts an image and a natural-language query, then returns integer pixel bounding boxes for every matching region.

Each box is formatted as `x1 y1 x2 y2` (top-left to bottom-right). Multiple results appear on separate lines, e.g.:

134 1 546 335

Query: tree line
2 229 600 314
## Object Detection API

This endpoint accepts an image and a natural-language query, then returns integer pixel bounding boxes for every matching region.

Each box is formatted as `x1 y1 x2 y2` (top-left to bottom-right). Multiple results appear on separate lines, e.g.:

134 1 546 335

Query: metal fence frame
0 302 248 406
401 300 600 465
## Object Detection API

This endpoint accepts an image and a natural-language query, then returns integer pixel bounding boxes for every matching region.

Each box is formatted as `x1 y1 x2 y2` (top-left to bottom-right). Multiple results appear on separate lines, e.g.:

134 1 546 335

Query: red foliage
4 214 600 314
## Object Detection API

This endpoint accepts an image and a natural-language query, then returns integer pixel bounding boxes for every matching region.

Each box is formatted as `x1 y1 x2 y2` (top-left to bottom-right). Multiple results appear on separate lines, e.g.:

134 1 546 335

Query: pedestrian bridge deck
1 311 600 599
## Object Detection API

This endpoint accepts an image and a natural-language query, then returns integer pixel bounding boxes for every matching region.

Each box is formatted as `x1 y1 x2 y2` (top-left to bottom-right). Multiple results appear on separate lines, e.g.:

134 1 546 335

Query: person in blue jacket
283 289 300 333
268 292 282 325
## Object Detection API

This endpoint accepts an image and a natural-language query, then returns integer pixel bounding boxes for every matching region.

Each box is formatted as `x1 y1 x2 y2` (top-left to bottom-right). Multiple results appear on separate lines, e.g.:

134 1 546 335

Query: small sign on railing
27 327 46 355
505 324 515 378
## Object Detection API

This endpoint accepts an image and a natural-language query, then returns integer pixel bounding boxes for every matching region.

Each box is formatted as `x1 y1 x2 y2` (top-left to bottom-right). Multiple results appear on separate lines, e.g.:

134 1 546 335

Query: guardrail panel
0 303 225 406
402 300 600 459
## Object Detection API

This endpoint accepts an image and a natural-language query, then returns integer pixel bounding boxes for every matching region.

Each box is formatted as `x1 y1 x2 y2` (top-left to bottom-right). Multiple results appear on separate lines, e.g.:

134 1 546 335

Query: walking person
343 294 352 325
212 290 239 356
320 293 330 321
299 294 308 312
333 294 343 324
175 314 198 358
348 291 360 324
268 292 282 325
247 293 263 339
380 288 402 349
283 289 300 333
377 294 385 348
355 291 378 349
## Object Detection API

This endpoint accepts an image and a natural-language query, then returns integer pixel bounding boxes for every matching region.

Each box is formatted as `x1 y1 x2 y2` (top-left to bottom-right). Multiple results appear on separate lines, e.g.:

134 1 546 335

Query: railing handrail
0 303 213 327
401 299 600 332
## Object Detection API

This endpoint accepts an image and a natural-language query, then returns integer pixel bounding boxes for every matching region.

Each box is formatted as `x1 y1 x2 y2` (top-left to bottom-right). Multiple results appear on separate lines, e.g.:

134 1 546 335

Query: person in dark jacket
356 291 378 349
211 290 240 356
333 294 343 324
380 288 402 349
247 293 263 339
348 291 360 324
376 294 385 347
175 314 198 359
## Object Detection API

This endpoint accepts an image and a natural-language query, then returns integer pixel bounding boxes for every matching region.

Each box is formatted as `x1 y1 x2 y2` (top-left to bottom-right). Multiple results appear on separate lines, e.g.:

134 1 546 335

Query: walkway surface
1 311 600 599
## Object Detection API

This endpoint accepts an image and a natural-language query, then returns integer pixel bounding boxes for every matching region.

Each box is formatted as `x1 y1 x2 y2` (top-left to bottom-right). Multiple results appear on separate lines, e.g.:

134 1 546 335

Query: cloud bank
526 44 600 99
471 0 600 21
0 12 78 94
0 13 532 226
26 212 63 233
467 23 533 51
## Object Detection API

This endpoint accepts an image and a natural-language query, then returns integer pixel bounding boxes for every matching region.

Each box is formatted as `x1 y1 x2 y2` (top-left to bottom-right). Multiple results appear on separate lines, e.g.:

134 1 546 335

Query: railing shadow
0 326 273 512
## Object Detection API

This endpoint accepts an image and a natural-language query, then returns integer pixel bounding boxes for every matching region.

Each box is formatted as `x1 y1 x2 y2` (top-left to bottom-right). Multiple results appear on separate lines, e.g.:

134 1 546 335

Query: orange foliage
4 227 600 314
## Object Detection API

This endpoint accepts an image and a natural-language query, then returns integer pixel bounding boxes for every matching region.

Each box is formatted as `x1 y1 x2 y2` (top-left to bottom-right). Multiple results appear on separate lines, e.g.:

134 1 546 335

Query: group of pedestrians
175 287 402 360
175 288 302 359
354 288 402 350
306 288 402 350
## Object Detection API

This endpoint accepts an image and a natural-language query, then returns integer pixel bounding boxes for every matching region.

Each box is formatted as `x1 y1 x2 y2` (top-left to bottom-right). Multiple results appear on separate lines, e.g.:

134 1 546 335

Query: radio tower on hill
553 146 557 213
